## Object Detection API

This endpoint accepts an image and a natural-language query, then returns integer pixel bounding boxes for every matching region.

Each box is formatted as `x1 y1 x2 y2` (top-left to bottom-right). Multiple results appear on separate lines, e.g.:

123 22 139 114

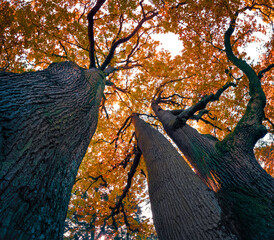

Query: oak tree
0 0 273 239
1 0 160 239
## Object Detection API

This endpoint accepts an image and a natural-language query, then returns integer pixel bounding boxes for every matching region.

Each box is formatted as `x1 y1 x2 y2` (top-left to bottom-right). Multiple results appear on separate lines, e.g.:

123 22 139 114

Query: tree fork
152 101 274 239
132 115 238 240
0 61 105 239
151 104 220 190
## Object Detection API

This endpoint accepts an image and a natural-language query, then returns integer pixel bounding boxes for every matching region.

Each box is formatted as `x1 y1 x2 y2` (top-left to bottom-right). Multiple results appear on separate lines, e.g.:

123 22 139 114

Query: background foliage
1 0 273 239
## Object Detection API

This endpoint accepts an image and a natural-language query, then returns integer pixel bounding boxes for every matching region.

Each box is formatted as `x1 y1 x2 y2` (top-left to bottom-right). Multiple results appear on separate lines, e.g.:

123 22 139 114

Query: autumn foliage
1 0 273 239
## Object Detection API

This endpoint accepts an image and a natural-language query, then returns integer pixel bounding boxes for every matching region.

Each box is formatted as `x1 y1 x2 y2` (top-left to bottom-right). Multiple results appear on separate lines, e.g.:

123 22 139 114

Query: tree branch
87 0 107 69
75 174 107 186
110 147 142 213
264 117 274 131
153 75 195 100
95 147 142 238
220 13 268 150
258 64 274 80
100 11 159 71
121 204 134 231
172 81 236 128
224 14 266 102
112 116 132 150
116 26 159 70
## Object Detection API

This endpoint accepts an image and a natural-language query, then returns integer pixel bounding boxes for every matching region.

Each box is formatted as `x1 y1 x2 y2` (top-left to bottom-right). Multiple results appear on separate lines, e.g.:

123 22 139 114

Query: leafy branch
100 11 159 71
96 147 142 238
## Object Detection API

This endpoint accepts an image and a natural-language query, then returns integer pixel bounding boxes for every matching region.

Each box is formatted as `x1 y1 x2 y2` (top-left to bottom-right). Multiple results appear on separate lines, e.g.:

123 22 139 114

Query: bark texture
0 61 105 239
152 104 274 240
133 115 238 240
149 16 274 239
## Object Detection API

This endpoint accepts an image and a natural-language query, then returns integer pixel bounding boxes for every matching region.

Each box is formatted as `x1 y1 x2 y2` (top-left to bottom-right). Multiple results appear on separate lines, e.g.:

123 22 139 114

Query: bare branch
58 41 68 58
264 117 274 131
78 6 86 23
161 93 190 100
183 23 225 52
139 0 146 17
104 66 118 75
96 147 141 238
100 98 109 119
172 108 223 131
258 64 274 80
110 147 142 213
111 14 125 45
115 26 159 70
100 11 159 71
87 0 107 69
116 63 143 71
97 1 187 71
51 53 68 59
158 93 191 107
173 81 236 128
75 174 107 186
232 30 252 47
193 115 223 131
112 84 129 93
153 75 195 101
111 116 132 150
95 41 107 58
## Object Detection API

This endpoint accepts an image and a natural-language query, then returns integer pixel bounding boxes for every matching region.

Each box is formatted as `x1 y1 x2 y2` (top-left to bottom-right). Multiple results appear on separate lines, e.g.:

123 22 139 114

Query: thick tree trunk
132 115 238 240
152 105 274 240
0 61 105 240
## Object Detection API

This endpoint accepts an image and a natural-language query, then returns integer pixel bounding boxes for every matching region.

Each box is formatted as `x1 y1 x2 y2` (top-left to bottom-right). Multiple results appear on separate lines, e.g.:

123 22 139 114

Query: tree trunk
132 115 238 240
152 105 274 240
0 61 105 240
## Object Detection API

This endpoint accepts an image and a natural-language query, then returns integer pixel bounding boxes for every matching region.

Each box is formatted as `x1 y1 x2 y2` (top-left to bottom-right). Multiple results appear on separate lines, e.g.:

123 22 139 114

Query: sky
153 24 273 62
152 32 184 57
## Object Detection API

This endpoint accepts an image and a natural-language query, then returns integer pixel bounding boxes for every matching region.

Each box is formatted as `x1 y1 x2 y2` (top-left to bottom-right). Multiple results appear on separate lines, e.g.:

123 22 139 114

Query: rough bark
223 15 267 152
132 115 238 240
151 105 274 240
147 15 274 239
0 61 105 239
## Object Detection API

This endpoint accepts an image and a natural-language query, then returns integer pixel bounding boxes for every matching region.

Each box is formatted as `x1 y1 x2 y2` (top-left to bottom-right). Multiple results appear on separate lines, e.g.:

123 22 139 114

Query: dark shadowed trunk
151 103 274 240
0 61 105 239
152 103 219 190
132 115 238 240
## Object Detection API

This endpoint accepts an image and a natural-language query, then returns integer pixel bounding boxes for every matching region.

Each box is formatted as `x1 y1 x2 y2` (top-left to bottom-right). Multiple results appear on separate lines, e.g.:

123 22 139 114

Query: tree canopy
1 0 273 239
